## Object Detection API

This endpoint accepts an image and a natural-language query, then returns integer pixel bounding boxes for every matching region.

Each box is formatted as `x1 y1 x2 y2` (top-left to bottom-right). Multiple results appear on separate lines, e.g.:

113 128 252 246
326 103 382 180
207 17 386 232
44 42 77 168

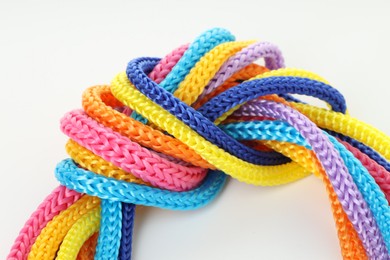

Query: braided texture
7 186 81 260
82 86 215 169
196 41 285 103
173 41 254 105
55 159 227 210
95 200 122 259
119 203 136 260
61 110 207 191
28 196 100 259
56 207 101 260
262 140 367 259
159 28 235 93
8 28 390 260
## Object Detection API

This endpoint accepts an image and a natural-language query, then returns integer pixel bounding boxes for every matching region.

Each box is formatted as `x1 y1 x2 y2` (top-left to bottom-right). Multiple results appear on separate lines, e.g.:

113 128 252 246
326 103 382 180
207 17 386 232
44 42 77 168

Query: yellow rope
56 207 101 260
28 196 100 260
111 72 310 186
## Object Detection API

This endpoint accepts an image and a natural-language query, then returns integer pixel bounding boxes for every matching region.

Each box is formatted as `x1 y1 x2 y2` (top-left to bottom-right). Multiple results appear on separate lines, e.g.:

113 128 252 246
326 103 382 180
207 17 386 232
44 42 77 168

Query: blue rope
328 134 390 249
55 159 227 210
160 28 235 93
198 78 346 122
95 200 122 259
126 57 290 166
219 120 310 149
131 27 235 122
56 118 390 257
119 203 136 260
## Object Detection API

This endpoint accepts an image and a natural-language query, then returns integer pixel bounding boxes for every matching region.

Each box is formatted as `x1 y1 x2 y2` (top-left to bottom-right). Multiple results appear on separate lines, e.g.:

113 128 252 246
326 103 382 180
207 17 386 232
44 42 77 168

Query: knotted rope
8 28 390 260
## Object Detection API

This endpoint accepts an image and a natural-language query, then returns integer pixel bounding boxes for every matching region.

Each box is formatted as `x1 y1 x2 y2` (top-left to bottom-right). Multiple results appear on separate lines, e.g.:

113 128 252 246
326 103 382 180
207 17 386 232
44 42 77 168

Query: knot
8 28 390 260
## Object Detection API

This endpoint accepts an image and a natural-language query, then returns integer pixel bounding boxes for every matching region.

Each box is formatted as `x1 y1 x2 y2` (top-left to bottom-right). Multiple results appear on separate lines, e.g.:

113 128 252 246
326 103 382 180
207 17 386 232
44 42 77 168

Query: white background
1 0 390 259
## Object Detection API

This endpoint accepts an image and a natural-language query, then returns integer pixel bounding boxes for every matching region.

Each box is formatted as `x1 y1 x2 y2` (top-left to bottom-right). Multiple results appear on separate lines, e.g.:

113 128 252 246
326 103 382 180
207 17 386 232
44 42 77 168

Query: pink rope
149 44 190 83
340 139 390 201
7 186 82 260
60 110 207 191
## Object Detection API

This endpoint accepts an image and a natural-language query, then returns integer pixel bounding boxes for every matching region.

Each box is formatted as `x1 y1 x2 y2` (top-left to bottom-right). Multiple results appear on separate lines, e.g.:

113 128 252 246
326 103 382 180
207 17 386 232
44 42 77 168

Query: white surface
0 0 389 259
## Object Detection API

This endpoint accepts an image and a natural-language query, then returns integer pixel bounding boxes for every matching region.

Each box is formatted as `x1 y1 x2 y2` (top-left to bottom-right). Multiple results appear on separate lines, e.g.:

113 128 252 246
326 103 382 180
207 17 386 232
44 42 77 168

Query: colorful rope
61 110 207 191
8 28 390 260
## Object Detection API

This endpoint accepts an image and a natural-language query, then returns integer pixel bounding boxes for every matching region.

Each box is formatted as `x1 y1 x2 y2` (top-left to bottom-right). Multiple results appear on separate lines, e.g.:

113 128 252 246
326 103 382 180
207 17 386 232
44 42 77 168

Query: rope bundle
7 28 390 260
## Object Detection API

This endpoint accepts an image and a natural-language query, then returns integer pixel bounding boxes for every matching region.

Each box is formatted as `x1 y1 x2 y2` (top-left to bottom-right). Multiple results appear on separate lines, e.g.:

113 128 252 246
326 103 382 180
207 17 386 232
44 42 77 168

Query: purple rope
242 100 386 258
196 41 284 103
233 99 274 117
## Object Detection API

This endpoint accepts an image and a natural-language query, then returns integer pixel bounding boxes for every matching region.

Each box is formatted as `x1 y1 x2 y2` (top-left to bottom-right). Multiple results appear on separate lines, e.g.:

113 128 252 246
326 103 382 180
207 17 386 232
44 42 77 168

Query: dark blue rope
198 78 347 122
126 57 290 166
126 57 347 165
119 203 136 260
327 130 390 171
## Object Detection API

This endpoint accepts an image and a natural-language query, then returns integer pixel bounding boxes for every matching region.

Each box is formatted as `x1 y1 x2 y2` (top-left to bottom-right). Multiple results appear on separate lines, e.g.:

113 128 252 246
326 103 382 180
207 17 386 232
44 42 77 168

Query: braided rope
131 27 235 122
219 110 388 258
119 203 136 259
249 100 390 250
59 118 388 258
238 98 390 162
221 116 390 257
66 139 149 185
262 140 367 259
55 159 227 210
159 28 235 93
329 131 390 172
340 139 390 201
61 110 207 191
149 44 190 84
82 86 215 169
220 120 310 148
199 76 346 122
173 41 254 105
196 41 285 103
7 186 81 260
95 200 122 259
56 207 101 260
28 196 100 259
194 63 269 109
126 58 290 165
112 72 311 185
8 28 390 260
293 103 390 160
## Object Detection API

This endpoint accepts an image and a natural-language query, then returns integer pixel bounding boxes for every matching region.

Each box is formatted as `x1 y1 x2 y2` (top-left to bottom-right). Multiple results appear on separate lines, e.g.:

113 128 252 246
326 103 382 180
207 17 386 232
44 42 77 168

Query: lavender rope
241 100 388 258
234 99 276 117
195 42 285 103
